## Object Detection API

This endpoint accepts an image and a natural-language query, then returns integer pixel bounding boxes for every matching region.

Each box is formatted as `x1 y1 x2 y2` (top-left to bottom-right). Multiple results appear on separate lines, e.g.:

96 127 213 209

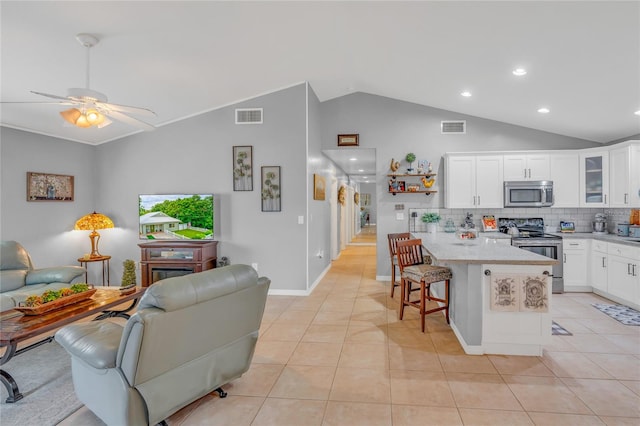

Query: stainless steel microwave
504 180 554 207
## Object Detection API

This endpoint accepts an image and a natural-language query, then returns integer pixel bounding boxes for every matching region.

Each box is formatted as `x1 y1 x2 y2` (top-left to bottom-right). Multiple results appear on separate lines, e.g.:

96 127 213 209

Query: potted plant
421 212 441 233
120 259 137 293
405 152 416 173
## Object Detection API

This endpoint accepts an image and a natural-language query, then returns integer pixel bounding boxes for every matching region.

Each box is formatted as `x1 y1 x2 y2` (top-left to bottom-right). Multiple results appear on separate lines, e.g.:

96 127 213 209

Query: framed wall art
337 134 359 147
26 172 74 201
261 166 281 212
233 146 253 191
313 174 326 200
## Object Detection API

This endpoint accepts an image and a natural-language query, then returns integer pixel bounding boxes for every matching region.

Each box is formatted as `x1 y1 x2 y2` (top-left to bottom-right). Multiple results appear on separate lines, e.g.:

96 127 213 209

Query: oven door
512 240 564 293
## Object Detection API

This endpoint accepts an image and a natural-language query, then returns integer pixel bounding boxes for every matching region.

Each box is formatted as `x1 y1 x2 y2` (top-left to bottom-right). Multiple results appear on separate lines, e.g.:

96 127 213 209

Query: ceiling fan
8 33 156 130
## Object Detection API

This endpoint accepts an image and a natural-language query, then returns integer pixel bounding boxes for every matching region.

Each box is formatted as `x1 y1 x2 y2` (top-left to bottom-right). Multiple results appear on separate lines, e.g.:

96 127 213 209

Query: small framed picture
261 166 281 212
233 146 253 191
337 134 359 147
482 215 498 232
27 172 74 201
313 173 326 201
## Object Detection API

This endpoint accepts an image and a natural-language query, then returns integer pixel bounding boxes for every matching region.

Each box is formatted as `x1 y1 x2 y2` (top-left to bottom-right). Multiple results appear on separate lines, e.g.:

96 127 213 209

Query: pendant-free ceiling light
75 211 114 258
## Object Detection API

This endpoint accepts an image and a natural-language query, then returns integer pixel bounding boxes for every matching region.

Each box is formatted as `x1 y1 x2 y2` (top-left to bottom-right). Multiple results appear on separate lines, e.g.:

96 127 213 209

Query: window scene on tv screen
139 194 214 240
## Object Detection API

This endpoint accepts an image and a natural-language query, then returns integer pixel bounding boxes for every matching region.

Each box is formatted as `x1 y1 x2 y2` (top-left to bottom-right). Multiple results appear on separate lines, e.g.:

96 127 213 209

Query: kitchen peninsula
412 232 558 356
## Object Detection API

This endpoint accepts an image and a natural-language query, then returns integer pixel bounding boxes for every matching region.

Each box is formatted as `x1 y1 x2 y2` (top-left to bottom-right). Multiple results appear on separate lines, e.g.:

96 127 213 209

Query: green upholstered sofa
0 240 86 311
55 264 270 426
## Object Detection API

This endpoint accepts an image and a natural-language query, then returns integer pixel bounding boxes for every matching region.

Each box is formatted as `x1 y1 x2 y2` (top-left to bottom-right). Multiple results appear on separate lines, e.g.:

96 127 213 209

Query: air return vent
235 108 263 124
441 120 466 134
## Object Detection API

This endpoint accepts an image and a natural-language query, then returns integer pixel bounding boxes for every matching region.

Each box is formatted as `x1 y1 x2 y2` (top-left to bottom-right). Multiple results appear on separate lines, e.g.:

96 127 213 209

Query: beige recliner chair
55 264 270 426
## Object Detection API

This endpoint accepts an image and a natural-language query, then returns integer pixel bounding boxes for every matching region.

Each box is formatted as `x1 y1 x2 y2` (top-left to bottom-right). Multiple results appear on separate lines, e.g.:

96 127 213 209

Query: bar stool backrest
396 239 425 271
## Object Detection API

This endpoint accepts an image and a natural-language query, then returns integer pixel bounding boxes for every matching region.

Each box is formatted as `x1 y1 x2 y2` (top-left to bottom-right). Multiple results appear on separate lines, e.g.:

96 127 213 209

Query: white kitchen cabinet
609 142 640 208
445 154 503 208
579 151 609 207
549 153 579 208
504 154 550 181
590 240 608 292
563 239 589 292
607 243 640 307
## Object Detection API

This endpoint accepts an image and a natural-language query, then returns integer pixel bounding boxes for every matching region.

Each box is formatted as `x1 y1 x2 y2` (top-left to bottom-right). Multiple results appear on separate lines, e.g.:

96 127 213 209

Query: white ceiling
1 1 639 153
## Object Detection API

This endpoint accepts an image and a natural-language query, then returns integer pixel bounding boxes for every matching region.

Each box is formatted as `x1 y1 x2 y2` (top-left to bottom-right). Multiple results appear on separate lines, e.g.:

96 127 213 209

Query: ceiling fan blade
106 110 155 131
30 91 74 101
99 101 156 117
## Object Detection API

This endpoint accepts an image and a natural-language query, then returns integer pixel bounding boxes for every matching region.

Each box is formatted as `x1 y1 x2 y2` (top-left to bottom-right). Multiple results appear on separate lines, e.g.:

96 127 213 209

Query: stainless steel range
498 217 564 293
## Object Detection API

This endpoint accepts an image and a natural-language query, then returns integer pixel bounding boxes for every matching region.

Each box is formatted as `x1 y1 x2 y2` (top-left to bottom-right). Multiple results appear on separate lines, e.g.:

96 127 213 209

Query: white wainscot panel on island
412 232 558 356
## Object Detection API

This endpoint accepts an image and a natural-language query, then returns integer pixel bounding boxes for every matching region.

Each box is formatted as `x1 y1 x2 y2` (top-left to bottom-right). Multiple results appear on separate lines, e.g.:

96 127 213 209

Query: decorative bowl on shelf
455 227 479 244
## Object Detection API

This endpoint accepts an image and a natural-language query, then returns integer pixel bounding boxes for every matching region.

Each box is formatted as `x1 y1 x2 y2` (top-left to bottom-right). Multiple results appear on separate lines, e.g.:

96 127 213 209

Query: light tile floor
62 235 640 426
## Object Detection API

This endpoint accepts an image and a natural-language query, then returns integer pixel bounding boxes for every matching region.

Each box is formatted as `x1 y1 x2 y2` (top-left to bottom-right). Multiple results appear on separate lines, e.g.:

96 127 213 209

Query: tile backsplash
408 208 633 234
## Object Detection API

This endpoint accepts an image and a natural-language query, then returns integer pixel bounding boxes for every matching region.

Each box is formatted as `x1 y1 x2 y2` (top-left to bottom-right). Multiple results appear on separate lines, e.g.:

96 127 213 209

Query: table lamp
75 211 114 258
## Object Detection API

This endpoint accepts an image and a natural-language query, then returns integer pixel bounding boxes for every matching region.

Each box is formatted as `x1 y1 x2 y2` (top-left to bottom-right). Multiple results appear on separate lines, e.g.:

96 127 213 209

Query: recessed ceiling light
513 68 527 76
349 157 357 161
635 110 640 116
460 91 472 97
538 107 550 114
358 169 364 172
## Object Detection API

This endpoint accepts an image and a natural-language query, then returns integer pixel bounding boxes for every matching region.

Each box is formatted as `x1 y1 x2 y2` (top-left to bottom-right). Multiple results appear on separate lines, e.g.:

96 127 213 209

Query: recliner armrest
55 321 123 369
26 266 86 285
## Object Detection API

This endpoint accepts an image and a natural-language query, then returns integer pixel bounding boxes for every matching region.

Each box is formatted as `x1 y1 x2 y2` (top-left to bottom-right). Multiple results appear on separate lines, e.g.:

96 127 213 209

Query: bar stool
387 233 411 297
396 239 452 332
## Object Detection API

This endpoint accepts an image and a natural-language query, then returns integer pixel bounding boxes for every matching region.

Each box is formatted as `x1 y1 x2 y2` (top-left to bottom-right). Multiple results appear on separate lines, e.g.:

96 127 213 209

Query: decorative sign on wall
26 172 74 201
490 273 548 312
337 134 359 147
337 185 346 206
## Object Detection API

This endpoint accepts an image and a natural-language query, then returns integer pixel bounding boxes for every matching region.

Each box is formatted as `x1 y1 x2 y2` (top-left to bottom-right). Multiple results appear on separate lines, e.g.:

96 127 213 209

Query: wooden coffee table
0 287 145 403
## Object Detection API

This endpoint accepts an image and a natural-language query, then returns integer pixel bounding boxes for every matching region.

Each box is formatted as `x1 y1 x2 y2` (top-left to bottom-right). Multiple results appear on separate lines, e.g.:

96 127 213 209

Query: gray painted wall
0 128 96 268
318 92 601 277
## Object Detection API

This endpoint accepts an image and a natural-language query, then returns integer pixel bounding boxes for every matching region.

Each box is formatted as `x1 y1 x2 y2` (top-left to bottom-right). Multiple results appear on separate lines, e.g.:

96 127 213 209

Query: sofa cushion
26 266 85 285
0 241 33 270
0 270 28 292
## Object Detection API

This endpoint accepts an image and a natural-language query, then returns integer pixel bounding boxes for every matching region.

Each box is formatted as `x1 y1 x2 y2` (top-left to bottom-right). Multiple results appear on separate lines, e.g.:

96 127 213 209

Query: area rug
0 340 82 426
552 321 572 336
592 303 640 326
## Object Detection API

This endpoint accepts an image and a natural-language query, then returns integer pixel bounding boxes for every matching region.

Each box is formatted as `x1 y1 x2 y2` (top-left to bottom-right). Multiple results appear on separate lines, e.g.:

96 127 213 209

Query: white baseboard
267 263 332 297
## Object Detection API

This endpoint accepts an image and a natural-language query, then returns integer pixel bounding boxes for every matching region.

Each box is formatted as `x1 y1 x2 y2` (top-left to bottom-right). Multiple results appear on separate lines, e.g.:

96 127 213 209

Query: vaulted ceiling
1 1 639 146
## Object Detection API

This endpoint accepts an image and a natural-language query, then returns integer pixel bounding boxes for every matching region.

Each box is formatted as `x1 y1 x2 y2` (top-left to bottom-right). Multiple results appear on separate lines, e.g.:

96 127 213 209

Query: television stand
138 241 218 287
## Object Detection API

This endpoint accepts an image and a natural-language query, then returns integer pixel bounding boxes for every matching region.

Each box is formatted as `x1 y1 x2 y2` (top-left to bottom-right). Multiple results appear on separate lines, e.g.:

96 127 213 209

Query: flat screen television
139 194 214 240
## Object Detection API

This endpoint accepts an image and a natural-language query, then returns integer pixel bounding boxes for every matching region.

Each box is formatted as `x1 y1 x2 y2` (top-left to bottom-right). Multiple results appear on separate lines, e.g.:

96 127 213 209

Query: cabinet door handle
602 257 606 268
528 168 531 178
478 196 481 205
524 169 527 179
633 264 637 277
473 195 476 205
604 194 607 204
563 253 567 263
625 193 629 204
628 263 632 275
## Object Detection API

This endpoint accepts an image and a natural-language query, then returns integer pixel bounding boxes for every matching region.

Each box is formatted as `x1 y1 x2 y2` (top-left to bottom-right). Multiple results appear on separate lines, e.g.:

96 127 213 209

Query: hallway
64 244 640 425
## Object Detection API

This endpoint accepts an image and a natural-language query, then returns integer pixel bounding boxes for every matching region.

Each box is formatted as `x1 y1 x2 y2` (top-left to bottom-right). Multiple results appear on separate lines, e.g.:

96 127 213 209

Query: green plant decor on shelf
121 259 137 287
421 212 441 223
405 152 416 171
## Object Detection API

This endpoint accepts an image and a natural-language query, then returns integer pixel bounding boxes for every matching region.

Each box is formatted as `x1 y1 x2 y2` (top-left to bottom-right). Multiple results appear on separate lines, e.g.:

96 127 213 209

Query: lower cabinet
590 240 608 292
607 243 640 307
563 239 589 291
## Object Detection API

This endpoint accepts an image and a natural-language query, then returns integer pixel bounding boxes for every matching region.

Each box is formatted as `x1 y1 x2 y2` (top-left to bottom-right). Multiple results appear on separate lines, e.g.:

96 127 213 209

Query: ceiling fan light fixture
60 107 106 128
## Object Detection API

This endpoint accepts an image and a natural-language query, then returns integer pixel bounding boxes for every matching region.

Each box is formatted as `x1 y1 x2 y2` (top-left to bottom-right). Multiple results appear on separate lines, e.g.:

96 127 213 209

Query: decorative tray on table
15 286 96 315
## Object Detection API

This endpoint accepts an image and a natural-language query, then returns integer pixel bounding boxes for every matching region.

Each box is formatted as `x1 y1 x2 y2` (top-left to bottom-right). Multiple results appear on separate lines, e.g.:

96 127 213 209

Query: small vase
426 223 437 233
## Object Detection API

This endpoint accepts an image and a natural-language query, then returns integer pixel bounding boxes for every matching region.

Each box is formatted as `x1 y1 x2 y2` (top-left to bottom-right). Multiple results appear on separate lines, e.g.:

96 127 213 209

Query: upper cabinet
610 142 640 207
445 155 503 208
579 151 609 207
503 154 550 181
549 153 579 208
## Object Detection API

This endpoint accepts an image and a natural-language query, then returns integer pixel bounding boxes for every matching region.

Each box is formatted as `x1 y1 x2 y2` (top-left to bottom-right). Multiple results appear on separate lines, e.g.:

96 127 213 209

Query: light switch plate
396 212 404 220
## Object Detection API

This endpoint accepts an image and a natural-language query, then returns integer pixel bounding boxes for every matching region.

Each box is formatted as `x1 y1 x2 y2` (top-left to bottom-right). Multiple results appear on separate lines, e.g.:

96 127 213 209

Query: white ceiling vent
235 108 263 124
441 120 466 134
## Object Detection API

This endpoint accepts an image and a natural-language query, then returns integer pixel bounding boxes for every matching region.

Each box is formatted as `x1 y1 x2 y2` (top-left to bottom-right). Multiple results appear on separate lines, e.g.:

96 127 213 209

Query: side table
78 255 111 286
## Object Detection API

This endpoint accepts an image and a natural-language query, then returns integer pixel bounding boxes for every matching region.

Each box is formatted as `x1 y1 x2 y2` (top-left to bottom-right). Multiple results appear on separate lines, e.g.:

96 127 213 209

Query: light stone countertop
412 232 557 265
551 232 640 248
